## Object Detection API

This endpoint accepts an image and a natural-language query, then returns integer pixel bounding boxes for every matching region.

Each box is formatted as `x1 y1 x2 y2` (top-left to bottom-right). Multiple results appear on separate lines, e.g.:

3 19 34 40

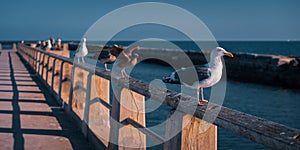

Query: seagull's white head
82 38 87 43
47 40 51 44
211 47 234 58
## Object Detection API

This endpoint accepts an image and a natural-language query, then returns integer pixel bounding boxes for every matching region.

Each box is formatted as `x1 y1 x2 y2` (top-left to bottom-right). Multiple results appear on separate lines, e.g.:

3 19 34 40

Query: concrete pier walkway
0 50 92 150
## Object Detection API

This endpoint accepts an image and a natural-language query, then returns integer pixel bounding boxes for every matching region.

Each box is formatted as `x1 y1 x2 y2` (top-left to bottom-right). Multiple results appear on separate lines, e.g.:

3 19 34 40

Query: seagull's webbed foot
120 69 130 79
197 87 208 106
104 64 111 72
198 99 208 106
123 74 130 79
104 67 111 72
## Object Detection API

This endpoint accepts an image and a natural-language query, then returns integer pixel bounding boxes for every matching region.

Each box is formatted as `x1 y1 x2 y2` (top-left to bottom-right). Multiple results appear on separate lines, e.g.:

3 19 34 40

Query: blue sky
0 0 299 41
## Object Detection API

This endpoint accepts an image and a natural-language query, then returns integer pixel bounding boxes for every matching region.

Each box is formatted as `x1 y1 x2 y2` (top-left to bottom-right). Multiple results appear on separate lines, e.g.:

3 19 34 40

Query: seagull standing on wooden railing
44 40 52 50
75 38 88 63
114 45 140 78
98 44 124 71
168 47 234 105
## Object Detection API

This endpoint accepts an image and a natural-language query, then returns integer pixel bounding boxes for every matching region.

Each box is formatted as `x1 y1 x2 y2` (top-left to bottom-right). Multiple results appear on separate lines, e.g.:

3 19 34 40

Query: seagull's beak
225 52 234 58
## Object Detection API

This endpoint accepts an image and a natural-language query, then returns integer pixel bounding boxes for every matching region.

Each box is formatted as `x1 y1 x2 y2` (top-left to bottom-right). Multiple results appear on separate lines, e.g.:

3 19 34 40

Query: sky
0 0 299 41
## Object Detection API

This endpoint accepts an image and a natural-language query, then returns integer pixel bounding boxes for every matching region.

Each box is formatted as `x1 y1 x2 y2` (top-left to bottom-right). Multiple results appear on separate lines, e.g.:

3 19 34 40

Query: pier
0 43 300 149
0 49 92 149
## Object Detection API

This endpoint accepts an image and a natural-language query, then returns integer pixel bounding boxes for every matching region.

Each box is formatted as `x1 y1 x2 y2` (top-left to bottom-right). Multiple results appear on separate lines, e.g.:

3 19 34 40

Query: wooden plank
164 110 217 150
42 55 48 80
181 114 217 150
164 110 183 150
88 75 110 147
82 73 92 138
119 88 146 149
29 50 34 67
34 50 38 70
35 52 41 73
52 60 61 94
72 67 89 119
58 62 71 104
38 53 44 75
47 57 54 86
108 94 121 150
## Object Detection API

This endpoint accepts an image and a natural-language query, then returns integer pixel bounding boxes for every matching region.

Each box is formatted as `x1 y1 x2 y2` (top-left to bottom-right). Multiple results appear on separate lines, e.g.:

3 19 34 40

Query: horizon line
1 39 300 42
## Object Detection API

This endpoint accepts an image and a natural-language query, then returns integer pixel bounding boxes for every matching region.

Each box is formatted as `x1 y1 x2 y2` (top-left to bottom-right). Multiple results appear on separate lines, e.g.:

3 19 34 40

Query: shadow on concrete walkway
0 51 93 150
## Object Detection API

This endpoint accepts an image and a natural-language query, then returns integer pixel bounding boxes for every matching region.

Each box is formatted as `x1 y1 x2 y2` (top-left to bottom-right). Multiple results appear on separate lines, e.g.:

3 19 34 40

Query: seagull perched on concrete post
114 45 140 78
75 38 88 63
165 47 234 105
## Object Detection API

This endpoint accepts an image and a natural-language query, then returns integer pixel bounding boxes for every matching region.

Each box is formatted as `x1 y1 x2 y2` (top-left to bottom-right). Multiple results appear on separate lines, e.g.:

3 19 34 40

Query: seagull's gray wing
98 49 116 64
109 46 124 57
175 64 211 86
195 64 211 81
99 49 111 59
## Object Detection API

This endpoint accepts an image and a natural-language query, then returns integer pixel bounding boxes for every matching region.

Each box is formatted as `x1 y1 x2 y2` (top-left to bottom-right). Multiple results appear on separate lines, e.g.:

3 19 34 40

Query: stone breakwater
225 53 300 88
69 43 300 88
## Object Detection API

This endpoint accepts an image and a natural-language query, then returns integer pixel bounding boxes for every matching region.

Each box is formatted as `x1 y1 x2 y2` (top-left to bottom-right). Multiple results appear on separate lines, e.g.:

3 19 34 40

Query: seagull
114 45 140 78
44 40 52 50
75 38 88 63
35 41 41 49
56 38 62 50
169 47 234 106
98 49 116 71
98 44 123 71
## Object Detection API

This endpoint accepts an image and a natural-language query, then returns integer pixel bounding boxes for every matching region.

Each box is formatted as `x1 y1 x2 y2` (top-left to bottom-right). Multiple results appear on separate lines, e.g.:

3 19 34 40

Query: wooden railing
17 44 300 150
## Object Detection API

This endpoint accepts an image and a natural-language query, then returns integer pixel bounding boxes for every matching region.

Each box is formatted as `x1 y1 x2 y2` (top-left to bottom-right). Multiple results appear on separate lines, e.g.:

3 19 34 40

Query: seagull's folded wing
99 50 111 59
175 64 211 86
110 47 124 57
